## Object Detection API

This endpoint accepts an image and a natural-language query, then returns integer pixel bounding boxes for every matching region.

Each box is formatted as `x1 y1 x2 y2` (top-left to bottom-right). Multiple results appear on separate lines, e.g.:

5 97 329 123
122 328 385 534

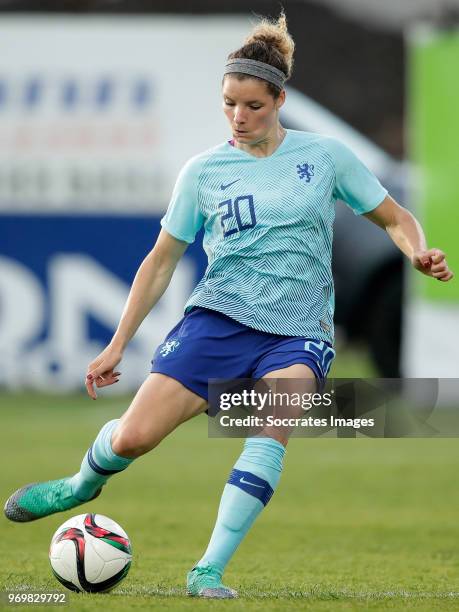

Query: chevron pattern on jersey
162 130 387 343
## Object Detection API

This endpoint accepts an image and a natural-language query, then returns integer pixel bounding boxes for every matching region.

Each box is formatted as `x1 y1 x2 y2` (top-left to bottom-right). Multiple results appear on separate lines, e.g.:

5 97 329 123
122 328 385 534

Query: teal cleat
187 564 238 599
4 478 101 523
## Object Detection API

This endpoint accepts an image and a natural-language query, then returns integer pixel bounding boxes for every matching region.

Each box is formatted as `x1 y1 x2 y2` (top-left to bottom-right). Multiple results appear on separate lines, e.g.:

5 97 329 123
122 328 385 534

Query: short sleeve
324 137 388 215
160 156 205 243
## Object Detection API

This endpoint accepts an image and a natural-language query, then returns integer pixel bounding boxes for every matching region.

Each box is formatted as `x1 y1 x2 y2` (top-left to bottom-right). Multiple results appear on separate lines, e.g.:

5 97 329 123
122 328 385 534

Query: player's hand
411 248 454 282
85 345 123 400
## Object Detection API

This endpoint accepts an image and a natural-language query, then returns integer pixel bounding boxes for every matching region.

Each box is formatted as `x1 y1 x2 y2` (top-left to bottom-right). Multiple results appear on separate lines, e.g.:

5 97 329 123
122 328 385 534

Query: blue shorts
150 307 335 401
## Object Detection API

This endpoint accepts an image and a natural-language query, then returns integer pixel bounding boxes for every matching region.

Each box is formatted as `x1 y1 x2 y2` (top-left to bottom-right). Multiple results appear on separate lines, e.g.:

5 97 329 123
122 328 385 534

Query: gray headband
224 58 286 90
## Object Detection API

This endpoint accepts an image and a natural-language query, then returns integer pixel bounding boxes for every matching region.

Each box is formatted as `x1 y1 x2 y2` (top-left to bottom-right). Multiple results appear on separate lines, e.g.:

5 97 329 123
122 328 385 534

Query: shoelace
49 480 69 508
193 565 221 586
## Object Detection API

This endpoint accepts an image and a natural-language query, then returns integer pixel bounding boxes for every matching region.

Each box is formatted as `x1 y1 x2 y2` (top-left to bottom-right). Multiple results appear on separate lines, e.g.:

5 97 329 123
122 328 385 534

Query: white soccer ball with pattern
49 513 132 593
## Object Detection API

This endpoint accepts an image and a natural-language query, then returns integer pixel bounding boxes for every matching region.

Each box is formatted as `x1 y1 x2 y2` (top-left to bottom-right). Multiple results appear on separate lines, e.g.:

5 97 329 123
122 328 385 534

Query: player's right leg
4 373 206 522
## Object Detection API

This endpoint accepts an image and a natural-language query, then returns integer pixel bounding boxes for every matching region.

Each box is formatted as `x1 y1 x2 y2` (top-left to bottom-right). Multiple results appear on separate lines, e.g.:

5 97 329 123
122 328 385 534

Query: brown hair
227 12 295 98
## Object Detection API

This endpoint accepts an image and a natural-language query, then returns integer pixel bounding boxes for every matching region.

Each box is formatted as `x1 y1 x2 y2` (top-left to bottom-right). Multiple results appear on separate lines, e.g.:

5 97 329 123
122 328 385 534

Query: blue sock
69 419 134 501
197 436 285 575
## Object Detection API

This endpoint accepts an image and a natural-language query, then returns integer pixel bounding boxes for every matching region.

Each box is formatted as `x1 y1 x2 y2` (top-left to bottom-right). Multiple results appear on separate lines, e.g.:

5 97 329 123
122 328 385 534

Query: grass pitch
1 352 458 610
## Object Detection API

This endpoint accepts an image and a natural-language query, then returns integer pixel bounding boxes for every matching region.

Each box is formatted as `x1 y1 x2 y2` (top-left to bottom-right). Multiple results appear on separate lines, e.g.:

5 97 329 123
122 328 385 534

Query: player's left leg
187 363 315 599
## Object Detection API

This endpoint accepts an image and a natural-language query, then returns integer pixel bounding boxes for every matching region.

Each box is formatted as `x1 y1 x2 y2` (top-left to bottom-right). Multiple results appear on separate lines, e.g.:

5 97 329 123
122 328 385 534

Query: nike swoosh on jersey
239 476 264 488
220 179 241 190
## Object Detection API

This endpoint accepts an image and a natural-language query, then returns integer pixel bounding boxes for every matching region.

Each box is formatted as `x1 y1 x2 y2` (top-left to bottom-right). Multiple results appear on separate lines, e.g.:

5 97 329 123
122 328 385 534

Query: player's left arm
364 194 454 282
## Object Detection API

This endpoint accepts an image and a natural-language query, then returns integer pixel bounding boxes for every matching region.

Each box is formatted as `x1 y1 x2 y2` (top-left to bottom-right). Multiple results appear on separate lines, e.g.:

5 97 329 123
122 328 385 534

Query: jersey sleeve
324 137 388 215
160 155 205 243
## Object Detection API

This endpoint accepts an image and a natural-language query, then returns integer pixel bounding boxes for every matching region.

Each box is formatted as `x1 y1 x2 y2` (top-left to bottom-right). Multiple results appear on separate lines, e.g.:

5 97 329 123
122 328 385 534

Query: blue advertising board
0 215 207 391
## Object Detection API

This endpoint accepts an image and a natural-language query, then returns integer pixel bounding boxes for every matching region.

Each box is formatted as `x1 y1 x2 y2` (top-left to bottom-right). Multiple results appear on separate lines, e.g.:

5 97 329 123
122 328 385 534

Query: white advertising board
0 16 249 212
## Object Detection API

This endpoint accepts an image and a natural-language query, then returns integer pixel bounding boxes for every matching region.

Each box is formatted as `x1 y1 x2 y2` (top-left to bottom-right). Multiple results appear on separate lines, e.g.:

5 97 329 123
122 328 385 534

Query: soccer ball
49 513 132 593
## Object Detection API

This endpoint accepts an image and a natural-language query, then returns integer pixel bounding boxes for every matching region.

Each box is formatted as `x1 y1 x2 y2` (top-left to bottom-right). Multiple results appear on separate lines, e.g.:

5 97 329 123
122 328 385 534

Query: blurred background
1 4 459 606
0 0 458 393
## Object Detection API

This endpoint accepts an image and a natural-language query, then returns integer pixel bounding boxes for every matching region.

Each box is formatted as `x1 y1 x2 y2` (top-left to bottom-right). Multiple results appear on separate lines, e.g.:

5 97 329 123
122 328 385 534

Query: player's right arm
85 230 188 399
85 153 206 398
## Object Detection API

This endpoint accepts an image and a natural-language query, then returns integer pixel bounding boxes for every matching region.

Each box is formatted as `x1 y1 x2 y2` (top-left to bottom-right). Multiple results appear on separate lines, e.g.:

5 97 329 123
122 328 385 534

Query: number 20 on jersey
219 195 257 238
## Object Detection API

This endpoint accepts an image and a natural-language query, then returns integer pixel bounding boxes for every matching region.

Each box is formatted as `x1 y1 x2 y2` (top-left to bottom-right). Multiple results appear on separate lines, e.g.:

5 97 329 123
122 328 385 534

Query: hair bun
244 13 294 78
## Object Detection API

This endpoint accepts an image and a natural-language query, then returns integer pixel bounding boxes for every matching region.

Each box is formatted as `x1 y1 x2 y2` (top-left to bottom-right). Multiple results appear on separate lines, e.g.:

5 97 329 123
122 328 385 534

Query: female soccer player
5 13 453 599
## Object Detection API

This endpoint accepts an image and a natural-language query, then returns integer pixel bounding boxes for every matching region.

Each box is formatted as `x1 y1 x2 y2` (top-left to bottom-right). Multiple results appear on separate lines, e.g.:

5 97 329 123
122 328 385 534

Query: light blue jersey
161 129 387 343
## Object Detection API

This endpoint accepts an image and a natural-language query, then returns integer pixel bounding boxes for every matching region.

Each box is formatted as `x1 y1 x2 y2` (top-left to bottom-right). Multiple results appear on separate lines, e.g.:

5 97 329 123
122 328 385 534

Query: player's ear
276 89 286 111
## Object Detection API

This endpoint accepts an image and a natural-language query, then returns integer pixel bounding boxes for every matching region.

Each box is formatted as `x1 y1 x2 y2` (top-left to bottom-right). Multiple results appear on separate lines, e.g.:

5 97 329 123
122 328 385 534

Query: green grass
330 342 378 378
0 349 458 610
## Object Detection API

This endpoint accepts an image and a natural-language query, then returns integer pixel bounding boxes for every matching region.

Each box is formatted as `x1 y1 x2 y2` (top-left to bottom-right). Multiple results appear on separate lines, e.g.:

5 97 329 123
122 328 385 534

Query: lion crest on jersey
296 162 315 183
